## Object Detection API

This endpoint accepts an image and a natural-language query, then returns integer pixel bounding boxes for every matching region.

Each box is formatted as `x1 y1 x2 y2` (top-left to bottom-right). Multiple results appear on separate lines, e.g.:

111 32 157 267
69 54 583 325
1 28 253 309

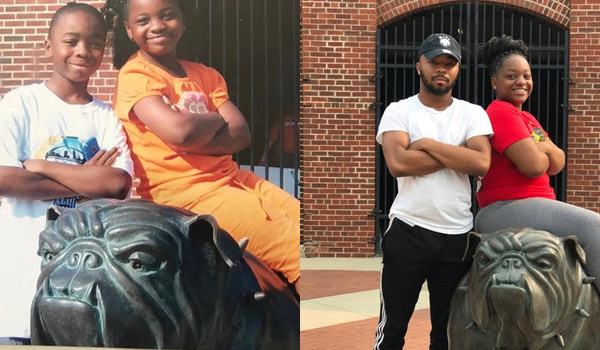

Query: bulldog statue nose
68 250 103 270
501 257 523 269
47 248 104 302
493 255 527 285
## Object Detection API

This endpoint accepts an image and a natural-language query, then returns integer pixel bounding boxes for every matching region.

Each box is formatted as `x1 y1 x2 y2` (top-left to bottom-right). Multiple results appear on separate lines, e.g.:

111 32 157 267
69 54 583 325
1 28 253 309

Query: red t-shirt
476 99 556 208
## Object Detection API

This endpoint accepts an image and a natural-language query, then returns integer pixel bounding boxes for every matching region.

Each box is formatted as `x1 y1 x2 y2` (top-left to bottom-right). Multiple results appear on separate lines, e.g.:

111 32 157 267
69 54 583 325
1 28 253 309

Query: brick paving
301 269 432 350
300 270 381 300
301 310 431 350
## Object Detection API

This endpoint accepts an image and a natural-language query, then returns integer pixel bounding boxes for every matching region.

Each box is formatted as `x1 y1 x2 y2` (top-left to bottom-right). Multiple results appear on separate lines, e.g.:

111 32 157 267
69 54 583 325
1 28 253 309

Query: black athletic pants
373 218 475 350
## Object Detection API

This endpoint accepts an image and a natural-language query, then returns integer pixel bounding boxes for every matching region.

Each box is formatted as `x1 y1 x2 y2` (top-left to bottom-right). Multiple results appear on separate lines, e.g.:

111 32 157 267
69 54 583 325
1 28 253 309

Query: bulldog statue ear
46 205 66 222
186 214 242 268
562 235 587 266
462 231 483 261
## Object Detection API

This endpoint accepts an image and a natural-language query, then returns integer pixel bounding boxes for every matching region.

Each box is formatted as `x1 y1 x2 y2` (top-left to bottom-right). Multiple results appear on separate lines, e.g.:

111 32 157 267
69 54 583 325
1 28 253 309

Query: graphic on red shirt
531 127 546 142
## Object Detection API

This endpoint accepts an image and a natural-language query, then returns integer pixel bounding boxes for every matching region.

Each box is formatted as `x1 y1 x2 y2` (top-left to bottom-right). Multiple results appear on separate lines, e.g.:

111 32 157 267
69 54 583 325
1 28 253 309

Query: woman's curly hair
480 35 529 77
101 0 200 69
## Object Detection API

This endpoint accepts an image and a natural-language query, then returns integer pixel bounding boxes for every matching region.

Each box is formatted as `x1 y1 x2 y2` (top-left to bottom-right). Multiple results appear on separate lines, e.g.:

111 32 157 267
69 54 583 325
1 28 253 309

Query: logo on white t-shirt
41 136 88 208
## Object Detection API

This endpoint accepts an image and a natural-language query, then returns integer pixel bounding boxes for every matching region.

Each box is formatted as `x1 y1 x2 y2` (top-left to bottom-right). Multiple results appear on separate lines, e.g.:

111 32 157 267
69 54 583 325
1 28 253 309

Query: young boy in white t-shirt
0 3 133 344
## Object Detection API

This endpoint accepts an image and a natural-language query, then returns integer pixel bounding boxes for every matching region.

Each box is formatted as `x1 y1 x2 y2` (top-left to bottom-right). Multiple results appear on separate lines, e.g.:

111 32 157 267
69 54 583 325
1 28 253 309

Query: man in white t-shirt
373 33 493 350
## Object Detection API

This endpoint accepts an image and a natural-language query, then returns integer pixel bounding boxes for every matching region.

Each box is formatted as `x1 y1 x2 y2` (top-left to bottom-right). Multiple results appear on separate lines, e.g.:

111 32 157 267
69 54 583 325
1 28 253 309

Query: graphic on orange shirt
178 91 209 114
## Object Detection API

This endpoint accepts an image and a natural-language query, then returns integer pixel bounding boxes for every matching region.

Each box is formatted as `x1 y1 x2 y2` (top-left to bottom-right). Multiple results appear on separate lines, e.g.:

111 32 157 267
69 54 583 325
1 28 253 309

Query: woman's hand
535 140 565 176
132 95 226 151
504 138 564 178
162 95 179 111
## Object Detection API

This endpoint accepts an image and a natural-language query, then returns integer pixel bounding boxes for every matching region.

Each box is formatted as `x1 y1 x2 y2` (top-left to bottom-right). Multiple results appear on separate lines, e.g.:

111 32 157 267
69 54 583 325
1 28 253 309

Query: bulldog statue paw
30 198 299 350
448 228 600 350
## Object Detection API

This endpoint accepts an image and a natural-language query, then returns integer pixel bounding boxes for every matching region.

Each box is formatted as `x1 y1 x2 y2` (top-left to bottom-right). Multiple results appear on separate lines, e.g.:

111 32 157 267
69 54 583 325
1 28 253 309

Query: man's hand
407 137 433 152
409 138 467 152
381 132 445 177
418 135 491 177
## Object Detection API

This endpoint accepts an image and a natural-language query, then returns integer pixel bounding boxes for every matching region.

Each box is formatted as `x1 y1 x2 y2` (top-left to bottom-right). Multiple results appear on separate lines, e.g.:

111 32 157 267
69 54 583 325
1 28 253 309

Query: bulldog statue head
448 228 600 350
30 198 299 350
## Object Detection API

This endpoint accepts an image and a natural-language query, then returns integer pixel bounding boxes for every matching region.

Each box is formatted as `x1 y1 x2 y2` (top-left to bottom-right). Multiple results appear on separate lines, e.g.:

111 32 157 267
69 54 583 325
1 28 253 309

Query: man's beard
422 74 457 96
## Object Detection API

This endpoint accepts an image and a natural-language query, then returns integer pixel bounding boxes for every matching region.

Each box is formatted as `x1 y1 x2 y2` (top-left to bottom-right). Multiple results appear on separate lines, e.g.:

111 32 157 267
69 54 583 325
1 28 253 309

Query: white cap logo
439 36 451 47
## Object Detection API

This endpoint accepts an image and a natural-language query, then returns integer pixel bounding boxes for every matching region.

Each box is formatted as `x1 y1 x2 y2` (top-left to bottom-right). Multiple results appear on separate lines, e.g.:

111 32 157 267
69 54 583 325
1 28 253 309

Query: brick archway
377 0 569 29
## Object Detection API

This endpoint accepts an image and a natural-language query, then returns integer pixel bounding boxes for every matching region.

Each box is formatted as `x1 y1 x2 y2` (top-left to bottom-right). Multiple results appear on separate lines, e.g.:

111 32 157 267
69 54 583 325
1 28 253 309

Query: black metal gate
373 2 570 254
181 0 300 198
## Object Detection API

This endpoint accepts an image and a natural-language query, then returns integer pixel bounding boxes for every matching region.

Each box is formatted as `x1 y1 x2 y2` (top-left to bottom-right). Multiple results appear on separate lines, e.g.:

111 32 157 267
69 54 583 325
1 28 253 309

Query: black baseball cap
418 33 461 62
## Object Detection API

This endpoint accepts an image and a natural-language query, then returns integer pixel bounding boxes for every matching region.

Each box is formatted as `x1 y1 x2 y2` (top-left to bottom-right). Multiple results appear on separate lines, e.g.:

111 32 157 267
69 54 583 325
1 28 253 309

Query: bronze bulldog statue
448 228 600 350
30 198 299 350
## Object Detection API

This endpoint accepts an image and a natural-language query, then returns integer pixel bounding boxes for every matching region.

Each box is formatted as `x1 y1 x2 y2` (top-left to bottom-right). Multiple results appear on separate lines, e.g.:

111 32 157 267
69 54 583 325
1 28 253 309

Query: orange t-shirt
113 52 240 207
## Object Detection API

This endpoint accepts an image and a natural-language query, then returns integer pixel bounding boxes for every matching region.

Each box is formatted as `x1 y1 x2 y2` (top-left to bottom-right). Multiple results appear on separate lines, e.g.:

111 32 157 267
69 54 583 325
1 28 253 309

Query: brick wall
566 0 600 210
0 0 116 103
301 0 378 257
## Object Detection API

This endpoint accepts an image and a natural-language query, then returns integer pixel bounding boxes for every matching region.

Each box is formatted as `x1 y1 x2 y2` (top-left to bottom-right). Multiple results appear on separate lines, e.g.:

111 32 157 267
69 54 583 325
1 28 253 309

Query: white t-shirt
0 83 134 338
376 94 492 234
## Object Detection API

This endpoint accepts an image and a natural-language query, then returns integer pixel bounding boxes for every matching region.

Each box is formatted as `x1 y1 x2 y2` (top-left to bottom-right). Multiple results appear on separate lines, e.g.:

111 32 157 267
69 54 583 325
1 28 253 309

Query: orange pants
184 169 300 284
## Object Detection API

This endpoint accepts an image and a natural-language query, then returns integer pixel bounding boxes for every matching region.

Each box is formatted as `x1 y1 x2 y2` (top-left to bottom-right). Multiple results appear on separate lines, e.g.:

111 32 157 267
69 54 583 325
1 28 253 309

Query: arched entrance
373 2 570 253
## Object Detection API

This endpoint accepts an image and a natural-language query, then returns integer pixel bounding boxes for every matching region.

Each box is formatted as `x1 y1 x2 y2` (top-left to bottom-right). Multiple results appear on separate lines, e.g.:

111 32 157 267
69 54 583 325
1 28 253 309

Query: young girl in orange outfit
102 0 300 289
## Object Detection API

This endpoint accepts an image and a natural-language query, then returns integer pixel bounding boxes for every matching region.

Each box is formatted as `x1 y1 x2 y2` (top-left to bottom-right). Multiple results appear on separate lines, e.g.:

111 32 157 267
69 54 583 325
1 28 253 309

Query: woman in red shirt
475 35 600 293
